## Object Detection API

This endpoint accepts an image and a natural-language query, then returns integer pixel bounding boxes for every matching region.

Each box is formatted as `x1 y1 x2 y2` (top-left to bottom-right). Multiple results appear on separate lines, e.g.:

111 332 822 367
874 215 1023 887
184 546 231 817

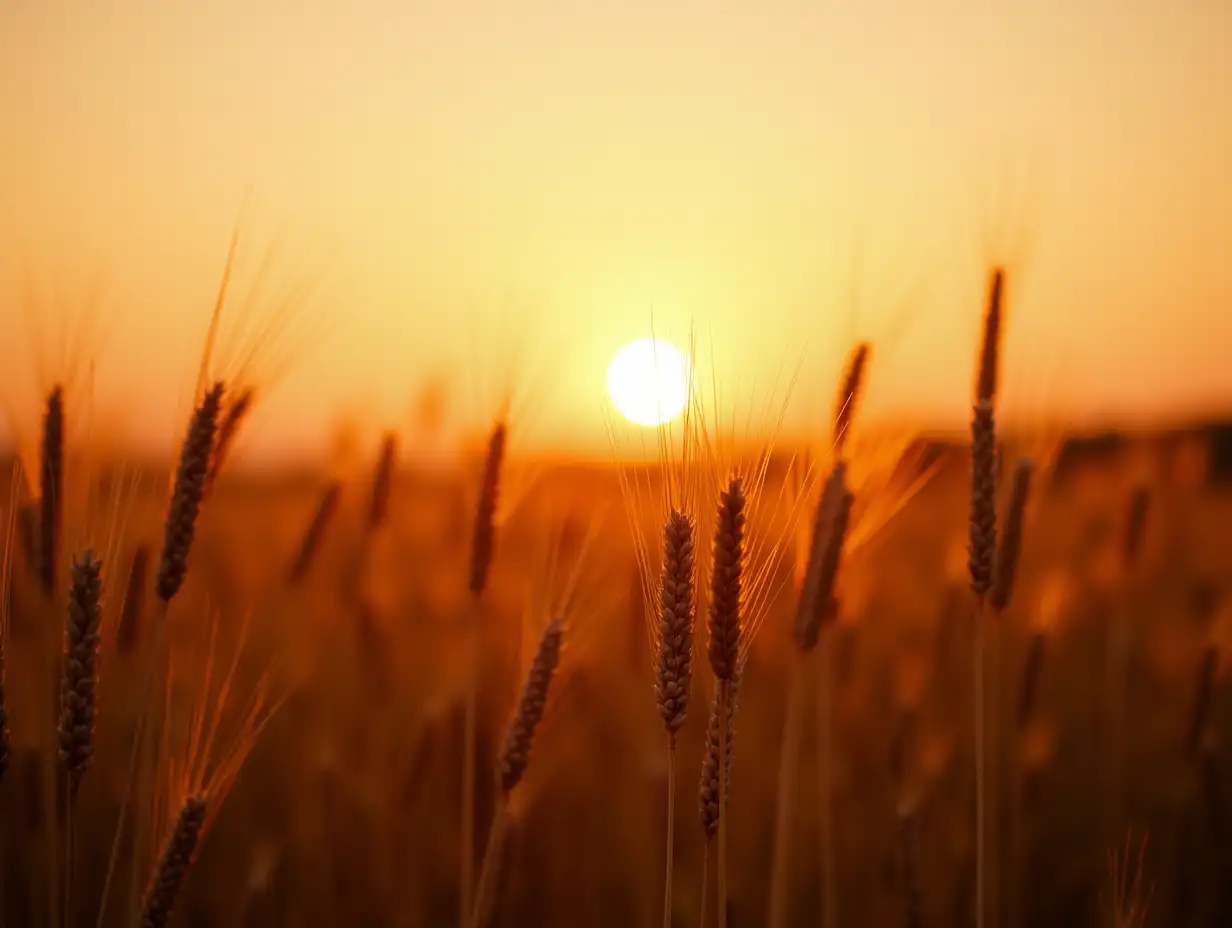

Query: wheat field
0 281 1228 928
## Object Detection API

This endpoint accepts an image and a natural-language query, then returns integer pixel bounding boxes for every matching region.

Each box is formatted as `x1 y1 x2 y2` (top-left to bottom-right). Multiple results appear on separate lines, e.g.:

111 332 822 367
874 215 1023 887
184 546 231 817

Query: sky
0 0 1229 463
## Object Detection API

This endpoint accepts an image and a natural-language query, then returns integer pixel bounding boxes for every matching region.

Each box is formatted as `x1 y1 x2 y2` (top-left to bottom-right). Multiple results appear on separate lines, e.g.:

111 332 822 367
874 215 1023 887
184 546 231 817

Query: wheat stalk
1121 485 1151 574
656 508 696 928
461 420 508 928
367 432 398 534
470 618 563 927
704 476 745 928
205 387 254 494
469 803 519 928
288 481 342 585
970 267 1004 928
832 343 870 458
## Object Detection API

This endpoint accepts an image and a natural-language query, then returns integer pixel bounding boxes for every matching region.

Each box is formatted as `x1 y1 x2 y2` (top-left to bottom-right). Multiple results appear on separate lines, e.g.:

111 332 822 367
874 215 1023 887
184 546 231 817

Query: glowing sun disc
606 339 690 427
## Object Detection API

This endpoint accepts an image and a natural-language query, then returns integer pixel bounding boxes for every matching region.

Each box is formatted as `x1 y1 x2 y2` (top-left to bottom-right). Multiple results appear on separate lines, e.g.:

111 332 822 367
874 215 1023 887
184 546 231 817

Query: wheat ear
58 549 103 793
832 342 870 456
139 794 209 928
39 385 65 597
205 387 254 494
468 422 507 597
471 619 562 928
288 481 343 584
157 383 224 604
794 464 854 652
707 477 745 683
367 433 398 533
658 509 696 736
497 617 564 795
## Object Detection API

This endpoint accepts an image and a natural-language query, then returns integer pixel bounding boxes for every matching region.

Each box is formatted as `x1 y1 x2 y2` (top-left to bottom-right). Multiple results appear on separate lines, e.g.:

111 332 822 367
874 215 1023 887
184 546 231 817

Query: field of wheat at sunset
1 1 1230 927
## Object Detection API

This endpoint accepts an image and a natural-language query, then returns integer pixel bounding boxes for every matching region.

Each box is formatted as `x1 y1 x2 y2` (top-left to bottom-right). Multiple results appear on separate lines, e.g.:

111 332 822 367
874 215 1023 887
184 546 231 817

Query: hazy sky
1 0 1229 461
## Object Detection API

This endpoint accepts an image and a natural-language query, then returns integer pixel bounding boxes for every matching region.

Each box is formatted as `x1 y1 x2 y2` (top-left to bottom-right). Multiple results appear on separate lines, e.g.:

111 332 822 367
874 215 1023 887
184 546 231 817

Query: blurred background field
1 418 1229 927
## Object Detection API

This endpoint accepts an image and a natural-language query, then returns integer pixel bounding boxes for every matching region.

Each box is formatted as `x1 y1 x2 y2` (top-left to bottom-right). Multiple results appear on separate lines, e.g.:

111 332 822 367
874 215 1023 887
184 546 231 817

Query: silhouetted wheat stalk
139 794 209 928
657 508 696 928
770 342 865 928
832 343 870 459
288 481 342 585
469 803 519 928
367 433 397 535
472 618 563 927
157 382 225 605
1104 483 1151 855
59 549 103 926
205 387 254 495
461 421 507 928
970 267 1004 928
101 384 224 925
698 671 742 928
704 476 744 928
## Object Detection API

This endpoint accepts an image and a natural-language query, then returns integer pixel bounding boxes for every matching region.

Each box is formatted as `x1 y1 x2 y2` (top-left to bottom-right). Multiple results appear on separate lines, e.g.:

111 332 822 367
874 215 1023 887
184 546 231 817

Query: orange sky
1 0 1229 462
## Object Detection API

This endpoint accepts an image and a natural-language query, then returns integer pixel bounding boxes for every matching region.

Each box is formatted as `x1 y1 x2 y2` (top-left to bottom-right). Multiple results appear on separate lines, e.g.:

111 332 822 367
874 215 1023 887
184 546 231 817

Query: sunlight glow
606 339 690 427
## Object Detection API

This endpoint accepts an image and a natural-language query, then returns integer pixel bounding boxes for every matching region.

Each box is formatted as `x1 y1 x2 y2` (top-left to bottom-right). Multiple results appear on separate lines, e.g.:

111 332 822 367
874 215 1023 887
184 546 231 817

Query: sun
606 338 691 427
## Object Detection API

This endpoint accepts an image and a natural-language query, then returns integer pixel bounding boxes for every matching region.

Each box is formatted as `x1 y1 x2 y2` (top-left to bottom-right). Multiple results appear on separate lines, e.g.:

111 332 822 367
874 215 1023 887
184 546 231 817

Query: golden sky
1 0 1229 462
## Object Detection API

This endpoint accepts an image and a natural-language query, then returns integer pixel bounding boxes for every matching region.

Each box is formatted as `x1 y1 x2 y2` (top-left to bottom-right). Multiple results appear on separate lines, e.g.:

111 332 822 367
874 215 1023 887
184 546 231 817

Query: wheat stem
716 679 730 928
818 630 837 928
766 661 803 928
975 595 987 928
664 736 677 928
